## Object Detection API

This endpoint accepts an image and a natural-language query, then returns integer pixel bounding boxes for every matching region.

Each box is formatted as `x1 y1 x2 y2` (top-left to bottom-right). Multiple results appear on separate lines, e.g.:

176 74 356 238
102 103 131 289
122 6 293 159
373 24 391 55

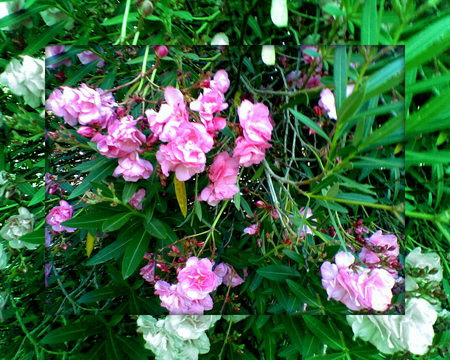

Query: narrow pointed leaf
102 212 133 232
122 228 150 279
174 175 187 218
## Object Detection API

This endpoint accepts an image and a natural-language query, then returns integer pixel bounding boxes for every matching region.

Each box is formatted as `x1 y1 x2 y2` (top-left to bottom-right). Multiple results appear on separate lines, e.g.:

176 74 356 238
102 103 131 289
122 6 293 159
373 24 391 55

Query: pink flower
233 136 271 167
77 50 105 68
177 257 222 300
46 87 80 126
113 152 154 182
45 200 76 232
321 251 395 312
190 89 228 132
45 46 71 68
297 207 316 237
287 71 323 90
301 45 323 72
156 122 213 181
77 126 96 138
269 209 279 219
155 280 213 315
153 45 168 58
76 83 104 126
129 188 146 210
319 84 355 120
198 182 239 206
209 69 230 94
214 263 247 287
146 86 189 142
93 117 146 158
140 258 155 283
238 100 273 144
243 223 259 235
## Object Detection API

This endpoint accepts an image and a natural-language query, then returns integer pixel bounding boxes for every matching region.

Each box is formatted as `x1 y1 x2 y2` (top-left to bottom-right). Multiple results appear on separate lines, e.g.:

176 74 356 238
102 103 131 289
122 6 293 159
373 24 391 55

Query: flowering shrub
42 44 409 319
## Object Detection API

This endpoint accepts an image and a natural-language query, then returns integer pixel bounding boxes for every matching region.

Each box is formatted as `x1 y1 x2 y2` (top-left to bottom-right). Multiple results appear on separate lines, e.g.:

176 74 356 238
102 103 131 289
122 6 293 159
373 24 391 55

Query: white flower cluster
0 56 45 109
347 247 445 356
0 207 37 249
137 315 221 360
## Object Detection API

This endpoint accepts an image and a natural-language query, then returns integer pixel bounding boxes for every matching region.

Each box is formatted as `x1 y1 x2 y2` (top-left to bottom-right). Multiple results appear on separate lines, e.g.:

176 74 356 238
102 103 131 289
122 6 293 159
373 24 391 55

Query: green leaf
333 192 377 203
122 183 139 205
40 321 106 344
290 109 330 142
406 87 450 138
122 228 150 279
352 157 404 169
303 316 343 350
302 332 322 359
144 218 167 240
28 186 45 206
407 73 450 95
72 157 109 173
23 20 68 56
77 286 128 303
247 15 262 38
257 265 300 282
18 228 45 245
282 249 304 266
114 335 148 360
102 212 133 232
45 45 88 67
405 13 450 71
322 4 345 17
334 46 348 114
286 280 320 308
68 159 117 199
173 10 193 21
349 100 404 122
64 59 101 87
305 354 344 360
405 150 450 166
240 196 254 217
337 84 366 128
86 238 131 266
61 212 118 229
107 329 125 360
361 0 377 45
101 12 139 26
0 4 51 29
365 57 404 99
281 317 305 354
359 114 404 149
233 192 241 211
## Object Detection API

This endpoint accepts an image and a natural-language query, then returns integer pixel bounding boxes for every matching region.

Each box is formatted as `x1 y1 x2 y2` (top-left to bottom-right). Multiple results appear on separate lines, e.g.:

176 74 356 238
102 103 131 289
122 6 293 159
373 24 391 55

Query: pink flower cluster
154 257 222 314
321 251 395 312
286 46 324 90
198 152 239 206
214 263 248 287
46 83 117 128
233 100 273 167
147 71 230 182
190 70 229 137
45 200 76 232
359 230 401 277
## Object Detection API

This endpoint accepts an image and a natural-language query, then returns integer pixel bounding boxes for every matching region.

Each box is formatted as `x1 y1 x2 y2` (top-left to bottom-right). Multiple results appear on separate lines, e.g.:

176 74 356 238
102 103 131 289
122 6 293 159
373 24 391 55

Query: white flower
0 56 45 108
0 243 7 269
165 315 221 340
347 298 438 355
137 315 219 360
211 33 229 45
271 0 288 27
0 0 32 30
0 207 37 249
261 46 276 66
405 247 443 291
40 7 75 30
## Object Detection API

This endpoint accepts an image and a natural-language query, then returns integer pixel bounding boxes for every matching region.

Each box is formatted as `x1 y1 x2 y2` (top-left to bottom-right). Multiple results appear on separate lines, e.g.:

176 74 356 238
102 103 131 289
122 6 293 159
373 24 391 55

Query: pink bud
153 45 168 58
77 126 96 138
255 200 265 208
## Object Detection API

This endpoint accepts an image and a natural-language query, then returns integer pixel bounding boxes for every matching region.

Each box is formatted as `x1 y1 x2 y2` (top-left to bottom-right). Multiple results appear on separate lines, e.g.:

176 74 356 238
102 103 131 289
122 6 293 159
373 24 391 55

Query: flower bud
135 0 153 18
152 45 168 59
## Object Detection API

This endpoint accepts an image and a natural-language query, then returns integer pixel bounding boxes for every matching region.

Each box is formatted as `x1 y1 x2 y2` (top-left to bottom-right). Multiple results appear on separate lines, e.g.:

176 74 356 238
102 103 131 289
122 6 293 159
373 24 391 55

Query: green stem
116 0 131 45
137 46 150 93
218 318 234 360
192 10 221 21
